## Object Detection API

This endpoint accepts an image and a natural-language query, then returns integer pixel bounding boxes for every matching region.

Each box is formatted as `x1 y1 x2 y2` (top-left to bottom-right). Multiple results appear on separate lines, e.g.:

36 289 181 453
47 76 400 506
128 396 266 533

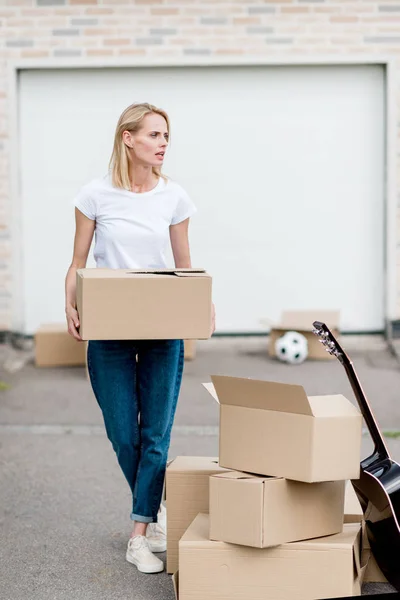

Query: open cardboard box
203 375 362 482
175 513 367 600
76 268 212 340
209 470 345 547
268 310 340 361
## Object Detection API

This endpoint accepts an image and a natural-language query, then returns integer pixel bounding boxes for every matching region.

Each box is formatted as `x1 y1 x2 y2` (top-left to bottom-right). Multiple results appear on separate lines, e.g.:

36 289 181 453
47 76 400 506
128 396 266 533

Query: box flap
167 456 220 473
308 395 361 418
202 382 219 404
280 310 340 331
212 470 271 482
210 375 313 416
76 268 208 279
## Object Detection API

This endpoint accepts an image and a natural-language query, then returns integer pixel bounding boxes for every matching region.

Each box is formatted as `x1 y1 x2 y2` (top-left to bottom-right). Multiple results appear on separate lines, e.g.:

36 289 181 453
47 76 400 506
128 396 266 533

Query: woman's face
124 113 169 168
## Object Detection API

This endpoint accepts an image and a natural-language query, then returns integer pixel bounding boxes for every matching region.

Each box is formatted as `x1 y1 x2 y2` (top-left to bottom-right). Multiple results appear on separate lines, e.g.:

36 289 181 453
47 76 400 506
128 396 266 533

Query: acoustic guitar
312 321 400 591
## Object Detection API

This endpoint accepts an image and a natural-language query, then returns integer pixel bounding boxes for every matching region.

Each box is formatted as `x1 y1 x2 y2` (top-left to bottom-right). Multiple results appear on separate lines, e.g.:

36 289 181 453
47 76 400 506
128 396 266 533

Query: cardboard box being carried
268 310 340 360
203 375 362 482
209 470 345 547
76 268 212 341
165 456 228 575
177 513 366 600
34 324 87 367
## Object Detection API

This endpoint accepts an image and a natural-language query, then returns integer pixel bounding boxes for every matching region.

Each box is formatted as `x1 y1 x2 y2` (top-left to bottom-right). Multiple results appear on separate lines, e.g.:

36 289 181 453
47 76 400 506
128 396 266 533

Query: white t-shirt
73 174 197 269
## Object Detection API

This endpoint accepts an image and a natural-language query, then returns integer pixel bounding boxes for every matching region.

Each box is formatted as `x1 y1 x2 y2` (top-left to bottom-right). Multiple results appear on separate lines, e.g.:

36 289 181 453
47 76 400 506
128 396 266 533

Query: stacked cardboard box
34 324 87 367
170 374 369 599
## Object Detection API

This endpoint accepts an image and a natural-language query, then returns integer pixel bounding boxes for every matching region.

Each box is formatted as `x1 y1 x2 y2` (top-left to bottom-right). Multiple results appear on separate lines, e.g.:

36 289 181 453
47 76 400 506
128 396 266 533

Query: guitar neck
344 359 390 460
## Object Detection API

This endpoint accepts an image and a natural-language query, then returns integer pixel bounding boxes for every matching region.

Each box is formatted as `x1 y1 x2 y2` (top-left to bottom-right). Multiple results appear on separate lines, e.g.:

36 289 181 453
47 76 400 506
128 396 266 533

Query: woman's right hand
66 305 82 341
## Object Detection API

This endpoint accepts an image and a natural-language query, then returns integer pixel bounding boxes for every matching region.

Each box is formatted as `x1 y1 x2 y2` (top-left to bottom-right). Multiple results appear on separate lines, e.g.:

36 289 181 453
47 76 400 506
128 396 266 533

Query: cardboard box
34 324 87 367
177 513 366 600
166 456 228 574
344 481 363 523
209 470 345 547
268 310 340 361
203 375 362 482
76 268 212 341
183 339 196 361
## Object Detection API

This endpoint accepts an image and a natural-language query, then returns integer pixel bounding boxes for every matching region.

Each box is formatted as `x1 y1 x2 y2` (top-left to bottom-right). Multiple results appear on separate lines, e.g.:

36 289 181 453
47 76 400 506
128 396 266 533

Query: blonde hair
109 102 170 190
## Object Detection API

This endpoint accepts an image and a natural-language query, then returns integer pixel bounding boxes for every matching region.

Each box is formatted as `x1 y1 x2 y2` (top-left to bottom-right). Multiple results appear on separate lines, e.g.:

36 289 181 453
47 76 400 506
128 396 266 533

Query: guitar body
351 457 400 589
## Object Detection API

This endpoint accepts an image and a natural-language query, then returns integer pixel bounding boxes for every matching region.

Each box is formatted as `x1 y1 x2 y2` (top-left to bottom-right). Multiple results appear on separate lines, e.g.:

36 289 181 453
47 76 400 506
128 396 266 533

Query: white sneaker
146 504 167 553
126 535 164 573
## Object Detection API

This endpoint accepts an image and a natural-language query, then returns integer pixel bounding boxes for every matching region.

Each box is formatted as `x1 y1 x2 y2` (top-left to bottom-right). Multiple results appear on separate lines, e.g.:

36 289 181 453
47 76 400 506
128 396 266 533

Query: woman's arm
169 218 215 335
65 208 96 340
169 218 192 269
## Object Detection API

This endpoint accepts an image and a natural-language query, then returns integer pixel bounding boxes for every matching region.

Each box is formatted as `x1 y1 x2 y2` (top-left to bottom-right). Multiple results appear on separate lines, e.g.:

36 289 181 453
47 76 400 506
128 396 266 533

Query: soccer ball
275 331 308 365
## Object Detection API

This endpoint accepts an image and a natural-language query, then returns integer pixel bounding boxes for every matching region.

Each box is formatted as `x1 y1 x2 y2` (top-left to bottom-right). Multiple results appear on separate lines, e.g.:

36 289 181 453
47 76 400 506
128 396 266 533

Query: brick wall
0 0 398 331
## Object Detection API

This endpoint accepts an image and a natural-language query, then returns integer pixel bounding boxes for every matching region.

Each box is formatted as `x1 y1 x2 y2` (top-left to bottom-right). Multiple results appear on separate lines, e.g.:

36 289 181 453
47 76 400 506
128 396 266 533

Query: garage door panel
18 65 385 334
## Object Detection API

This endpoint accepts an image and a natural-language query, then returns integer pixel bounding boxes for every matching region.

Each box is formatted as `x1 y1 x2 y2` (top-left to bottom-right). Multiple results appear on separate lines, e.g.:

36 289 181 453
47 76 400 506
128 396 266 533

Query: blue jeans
87 339 184 523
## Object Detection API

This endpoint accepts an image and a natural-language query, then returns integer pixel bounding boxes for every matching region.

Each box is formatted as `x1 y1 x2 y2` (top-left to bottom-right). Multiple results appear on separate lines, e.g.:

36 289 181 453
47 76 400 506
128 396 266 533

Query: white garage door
17 65 385 335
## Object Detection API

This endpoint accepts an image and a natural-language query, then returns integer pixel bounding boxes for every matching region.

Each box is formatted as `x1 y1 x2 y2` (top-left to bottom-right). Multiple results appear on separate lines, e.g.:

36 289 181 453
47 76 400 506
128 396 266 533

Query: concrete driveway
0 336 398 598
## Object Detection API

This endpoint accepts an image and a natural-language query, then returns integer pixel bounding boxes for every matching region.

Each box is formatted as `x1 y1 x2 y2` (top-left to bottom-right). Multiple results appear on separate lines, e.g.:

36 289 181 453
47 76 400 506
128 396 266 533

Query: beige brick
148 48 180 57
278 25 307 33
36 18 69 27
156 17 196 26
181 28 212 36
84 28 117 36
363 16 400 22
330 36 360 44
70 0 98 4
298 37 327 45
313 6 341 13
134 18 163 26
103 18 131 26
233 17 261 25
53 10 77 16
118 48 147 55
150 8 179 16
168 38 196 45
20 9 49 16
281 6 310 13
104 38 131 46
87 49 115 56
215 48 245 54
4 0 32 5
330 15 359 23
7 18 34 26
85 8 115 15
343 4 375 12
182 7 215 16
70 38 99 47
377 26 400 32
20 49 50 58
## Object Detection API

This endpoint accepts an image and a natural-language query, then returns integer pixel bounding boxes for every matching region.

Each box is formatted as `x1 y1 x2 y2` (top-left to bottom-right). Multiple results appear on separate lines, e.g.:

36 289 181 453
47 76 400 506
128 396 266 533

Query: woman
65 102 215 574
